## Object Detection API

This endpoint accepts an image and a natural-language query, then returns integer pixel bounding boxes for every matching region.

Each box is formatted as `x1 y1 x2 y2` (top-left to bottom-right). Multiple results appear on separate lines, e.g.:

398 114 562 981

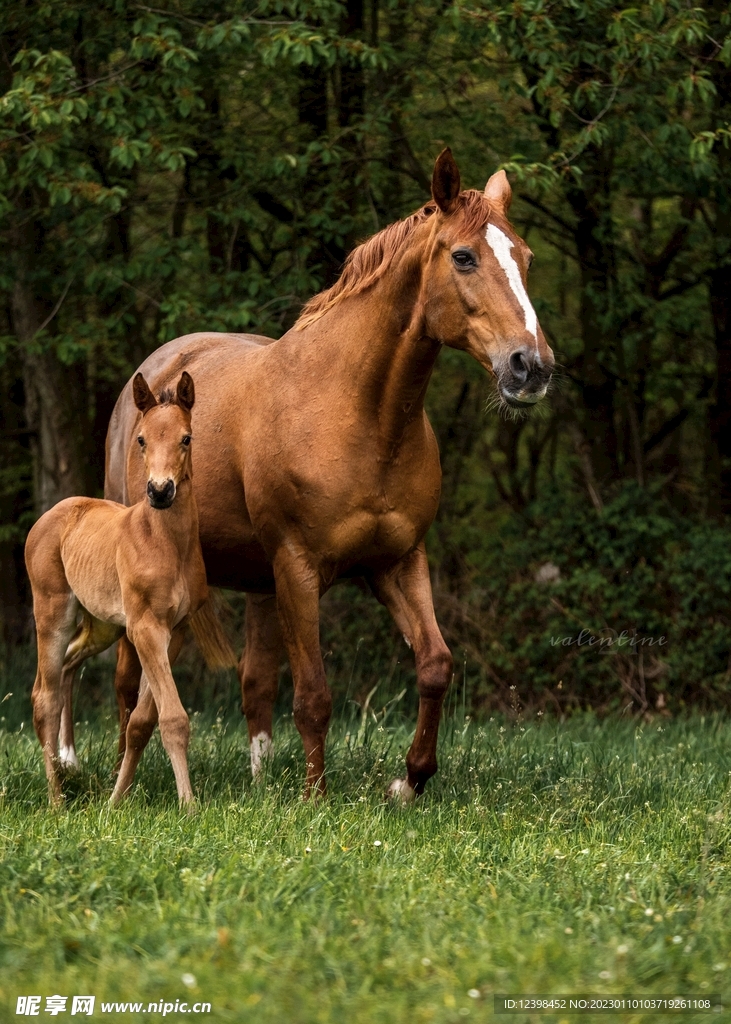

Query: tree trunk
10 207 87 516
566 149 618 488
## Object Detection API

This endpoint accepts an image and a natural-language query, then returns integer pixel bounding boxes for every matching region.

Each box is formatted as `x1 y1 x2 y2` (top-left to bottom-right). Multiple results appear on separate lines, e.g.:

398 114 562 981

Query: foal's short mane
157 388 177 406
295 189 492 330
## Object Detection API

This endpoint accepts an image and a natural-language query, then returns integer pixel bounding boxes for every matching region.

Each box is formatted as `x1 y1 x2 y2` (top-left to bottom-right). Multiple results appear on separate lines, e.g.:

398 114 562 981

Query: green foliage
2 0 731 699
1 714 731 1019
428 486 731 711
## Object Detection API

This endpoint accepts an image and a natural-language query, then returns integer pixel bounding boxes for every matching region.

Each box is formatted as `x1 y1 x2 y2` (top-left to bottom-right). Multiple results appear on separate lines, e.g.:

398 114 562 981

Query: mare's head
132 371 195 510
423 149 553 407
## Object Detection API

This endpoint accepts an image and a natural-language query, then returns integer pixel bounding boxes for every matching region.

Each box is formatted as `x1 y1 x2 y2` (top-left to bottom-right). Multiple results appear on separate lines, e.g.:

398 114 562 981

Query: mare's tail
188 590 238 670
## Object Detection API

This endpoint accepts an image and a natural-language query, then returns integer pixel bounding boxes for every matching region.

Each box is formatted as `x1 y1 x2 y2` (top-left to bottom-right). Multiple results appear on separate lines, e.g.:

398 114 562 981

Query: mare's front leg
239 593 284 779
273 550 331 798
112 619 192 806
370 543 453 800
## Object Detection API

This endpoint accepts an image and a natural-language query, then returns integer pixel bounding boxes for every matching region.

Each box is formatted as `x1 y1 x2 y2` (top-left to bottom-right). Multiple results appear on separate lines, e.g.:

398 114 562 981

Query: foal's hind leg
370 543 453 801
240 594 284 779
113 635 143 767
31 592 79 806
58 615 124 768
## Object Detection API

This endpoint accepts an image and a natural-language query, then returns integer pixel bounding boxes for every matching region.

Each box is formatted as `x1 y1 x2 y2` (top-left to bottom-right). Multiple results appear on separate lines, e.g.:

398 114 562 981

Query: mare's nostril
508 348 532 384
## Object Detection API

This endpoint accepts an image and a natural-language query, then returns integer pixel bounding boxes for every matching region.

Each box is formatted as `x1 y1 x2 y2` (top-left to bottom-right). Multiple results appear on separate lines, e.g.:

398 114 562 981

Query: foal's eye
137 436 145 448
527 252 535 270
452 248 477 271
181 435 191 447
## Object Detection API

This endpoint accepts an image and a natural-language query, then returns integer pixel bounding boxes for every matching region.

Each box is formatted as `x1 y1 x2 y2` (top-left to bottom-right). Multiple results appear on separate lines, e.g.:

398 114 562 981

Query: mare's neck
294 229 438 446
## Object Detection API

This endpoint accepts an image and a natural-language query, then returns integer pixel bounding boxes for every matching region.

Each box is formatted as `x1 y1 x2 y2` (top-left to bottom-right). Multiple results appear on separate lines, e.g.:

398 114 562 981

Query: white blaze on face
485 223 538 342
250 731 272 778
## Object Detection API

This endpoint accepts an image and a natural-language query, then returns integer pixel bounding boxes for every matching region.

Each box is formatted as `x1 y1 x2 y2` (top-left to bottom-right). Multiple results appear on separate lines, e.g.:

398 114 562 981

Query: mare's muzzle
147 479 176 509
500 346 553 408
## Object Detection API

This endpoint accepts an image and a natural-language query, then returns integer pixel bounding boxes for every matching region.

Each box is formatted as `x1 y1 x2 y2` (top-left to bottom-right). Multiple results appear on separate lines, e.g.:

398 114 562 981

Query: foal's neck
142 475 198 552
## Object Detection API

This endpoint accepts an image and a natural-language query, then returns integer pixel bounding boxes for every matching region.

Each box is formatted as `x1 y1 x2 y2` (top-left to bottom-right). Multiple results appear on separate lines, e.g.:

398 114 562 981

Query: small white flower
672 935 683 944
181 973 196 989
421 957 432 966
374 840 382 847
305 847 311 854
713 963 726 972
599 971 611 980
625 873 631 881
468 989 481 999
616 944 628 955
564 927 573 934
644 907 654 916
580 849 590 855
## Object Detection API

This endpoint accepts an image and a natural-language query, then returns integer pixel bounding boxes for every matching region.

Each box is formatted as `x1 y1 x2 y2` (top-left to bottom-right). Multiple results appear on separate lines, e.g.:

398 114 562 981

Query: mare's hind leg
370 543 453 801
113 635 143 767
111 628 186 805
240 594 284 779
58 615 124 769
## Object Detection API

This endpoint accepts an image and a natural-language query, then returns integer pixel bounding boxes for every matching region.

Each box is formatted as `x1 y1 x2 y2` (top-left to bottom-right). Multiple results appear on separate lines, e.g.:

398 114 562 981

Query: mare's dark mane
296 190 492 329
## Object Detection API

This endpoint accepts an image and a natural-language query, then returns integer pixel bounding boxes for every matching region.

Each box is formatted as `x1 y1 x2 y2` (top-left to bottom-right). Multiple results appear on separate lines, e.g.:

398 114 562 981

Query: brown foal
25 372 233 806
102 149 554 801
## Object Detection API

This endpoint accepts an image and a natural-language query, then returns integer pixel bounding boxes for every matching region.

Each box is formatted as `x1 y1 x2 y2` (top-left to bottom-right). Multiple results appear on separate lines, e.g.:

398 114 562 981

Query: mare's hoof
387 778 416 804
58 746 80 771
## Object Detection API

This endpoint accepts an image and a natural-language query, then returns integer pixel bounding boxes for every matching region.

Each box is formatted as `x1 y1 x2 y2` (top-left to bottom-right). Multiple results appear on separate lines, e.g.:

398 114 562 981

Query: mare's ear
133 373 157 414
432 148 461 214
484 169 512 215
176 371 195 412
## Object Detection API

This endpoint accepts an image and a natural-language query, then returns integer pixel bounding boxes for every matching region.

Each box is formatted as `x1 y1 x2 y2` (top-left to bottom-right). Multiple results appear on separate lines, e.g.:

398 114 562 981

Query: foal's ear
484 169 512 215
176 371 195 412
133 373 157 414
432 148 461 214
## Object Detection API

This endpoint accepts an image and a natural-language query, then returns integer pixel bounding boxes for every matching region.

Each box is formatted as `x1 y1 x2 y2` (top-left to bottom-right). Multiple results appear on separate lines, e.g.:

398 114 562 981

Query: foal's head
423 149 554 408
132 372 195 510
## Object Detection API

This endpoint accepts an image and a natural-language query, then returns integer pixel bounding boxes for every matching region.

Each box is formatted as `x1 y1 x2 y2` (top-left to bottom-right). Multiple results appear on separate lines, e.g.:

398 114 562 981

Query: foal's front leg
111 621 192 806
370 543 453 800
273 551 332 798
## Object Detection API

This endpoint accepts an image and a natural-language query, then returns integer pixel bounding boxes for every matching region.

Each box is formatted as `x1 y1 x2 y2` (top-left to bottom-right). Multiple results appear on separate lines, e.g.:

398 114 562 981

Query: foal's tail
188 591 238 671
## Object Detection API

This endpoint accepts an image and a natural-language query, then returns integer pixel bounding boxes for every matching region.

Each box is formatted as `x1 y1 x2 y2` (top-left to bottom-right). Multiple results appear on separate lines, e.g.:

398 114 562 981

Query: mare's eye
137 436 145 447
182 435 191 447
527 252 535 270
452 248 477 271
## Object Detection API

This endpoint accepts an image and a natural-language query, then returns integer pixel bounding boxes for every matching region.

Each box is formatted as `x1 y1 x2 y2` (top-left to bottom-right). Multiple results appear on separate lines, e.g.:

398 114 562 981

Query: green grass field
1 708 731 1023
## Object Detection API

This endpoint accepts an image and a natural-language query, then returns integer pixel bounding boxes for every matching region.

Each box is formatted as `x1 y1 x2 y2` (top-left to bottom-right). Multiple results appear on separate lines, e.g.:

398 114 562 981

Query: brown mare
97 149 553 801
25 372 234 806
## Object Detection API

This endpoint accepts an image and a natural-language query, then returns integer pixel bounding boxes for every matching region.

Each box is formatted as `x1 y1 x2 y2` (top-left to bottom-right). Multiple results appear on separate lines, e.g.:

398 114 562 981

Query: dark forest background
2 0 731 717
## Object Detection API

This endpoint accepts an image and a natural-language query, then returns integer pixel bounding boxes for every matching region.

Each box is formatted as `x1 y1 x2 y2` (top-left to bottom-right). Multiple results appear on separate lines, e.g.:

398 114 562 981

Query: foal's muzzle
147 479 176 509
499 346 553 408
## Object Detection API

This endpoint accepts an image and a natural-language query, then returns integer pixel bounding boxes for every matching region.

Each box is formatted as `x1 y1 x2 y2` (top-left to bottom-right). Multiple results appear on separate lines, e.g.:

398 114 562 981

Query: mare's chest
249 416 442 568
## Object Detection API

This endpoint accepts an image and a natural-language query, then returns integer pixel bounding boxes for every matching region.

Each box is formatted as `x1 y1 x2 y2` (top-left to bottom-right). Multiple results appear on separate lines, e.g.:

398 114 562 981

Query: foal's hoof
387 778 416 804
